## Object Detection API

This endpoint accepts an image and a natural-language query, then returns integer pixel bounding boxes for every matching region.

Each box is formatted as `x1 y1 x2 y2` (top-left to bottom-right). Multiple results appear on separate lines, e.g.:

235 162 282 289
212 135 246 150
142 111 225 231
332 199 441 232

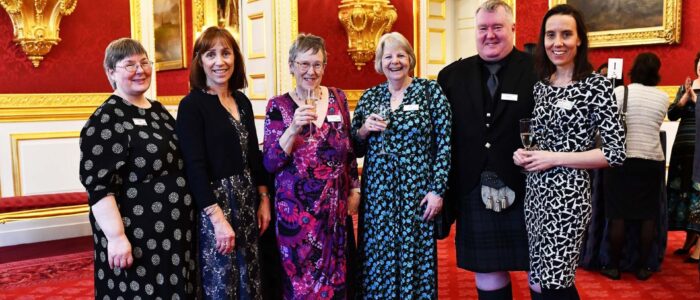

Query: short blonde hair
476 0 514 25
374 32 416 74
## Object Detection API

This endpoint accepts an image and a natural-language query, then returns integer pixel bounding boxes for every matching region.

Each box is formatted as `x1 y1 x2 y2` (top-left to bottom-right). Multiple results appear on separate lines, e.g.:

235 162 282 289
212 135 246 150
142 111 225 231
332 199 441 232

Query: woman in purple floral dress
263 34 360 299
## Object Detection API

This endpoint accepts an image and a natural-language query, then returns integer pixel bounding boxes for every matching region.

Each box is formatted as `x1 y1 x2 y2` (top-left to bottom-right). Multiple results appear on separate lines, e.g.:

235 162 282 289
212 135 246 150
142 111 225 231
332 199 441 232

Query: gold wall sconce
0 0 78 67
338 0 397 70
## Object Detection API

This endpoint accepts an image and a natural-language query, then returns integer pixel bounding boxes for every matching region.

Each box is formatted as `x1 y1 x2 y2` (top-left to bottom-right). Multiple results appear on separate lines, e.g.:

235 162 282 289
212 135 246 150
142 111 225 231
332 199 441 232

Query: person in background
177 26 271 299
352 31 451 299
263 33 360 299
668 52 700 263
600 52 667 281
79 38 196 299
513 4 625 299
438 1 535 298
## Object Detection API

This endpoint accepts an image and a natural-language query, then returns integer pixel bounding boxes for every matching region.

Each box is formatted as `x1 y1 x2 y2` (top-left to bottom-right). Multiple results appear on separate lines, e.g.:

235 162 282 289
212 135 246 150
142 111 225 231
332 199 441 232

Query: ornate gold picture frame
154 0 187 70
549 0 681 48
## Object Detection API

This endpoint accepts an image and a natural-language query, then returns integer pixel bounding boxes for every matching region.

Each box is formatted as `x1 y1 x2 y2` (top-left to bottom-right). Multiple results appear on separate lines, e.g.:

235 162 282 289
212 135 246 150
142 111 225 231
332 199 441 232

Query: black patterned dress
197 108 262 299
351 78 451 299
526 74 625 289
79 95 197 299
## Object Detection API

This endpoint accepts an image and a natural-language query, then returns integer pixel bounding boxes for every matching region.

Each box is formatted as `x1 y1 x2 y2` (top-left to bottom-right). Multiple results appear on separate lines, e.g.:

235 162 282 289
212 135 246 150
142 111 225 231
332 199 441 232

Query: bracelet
259 192 270 198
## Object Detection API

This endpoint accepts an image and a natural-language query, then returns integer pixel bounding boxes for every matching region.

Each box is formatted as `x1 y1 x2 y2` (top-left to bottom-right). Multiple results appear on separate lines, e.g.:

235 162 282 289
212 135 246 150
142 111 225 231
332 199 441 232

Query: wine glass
305 88 319 142
519 118 534 150
375 102 391 155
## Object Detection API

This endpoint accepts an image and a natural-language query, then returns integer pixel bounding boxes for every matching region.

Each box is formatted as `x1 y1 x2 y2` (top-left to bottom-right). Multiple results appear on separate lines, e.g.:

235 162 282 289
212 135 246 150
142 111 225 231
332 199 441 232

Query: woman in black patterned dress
177 27 271 299
513 5 625 299
79 38 196 299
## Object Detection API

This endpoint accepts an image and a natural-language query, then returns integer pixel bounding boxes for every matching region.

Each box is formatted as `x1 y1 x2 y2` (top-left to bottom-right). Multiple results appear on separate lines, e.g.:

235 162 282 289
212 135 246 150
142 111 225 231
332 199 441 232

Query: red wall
156 0 193 96
0 1 131 93
298 0 414 90
516 0 698 86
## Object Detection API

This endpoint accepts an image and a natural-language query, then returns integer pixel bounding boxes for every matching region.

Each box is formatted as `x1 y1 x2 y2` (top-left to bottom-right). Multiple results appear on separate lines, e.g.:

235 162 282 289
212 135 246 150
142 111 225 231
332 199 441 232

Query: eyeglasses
294 61 325 72
116 61 154 73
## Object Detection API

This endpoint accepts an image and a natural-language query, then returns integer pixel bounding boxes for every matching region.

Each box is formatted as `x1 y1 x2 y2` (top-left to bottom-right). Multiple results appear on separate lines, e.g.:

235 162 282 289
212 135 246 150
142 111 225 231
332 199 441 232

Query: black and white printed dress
525 73 625 289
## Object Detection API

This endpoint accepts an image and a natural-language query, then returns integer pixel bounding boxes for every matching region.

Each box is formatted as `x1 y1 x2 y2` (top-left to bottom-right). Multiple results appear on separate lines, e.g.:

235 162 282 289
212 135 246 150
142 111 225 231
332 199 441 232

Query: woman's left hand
513 148 559 172
257 196 271 235
420 192 443 221
347 191 360 215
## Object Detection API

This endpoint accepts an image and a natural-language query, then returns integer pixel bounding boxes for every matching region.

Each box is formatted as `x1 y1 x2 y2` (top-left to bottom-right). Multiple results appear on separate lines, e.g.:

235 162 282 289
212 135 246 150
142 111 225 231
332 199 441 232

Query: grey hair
288 33 327 68
476 0 514 25
103 38 148 89
373 32 416 74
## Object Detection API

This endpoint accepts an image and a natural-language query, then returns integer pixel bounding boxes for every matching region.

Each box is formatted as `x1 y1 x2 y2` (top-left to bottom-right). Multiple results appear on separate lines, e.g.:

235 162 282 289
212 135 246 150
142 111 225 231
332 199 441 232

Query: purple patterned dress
263 87 360 300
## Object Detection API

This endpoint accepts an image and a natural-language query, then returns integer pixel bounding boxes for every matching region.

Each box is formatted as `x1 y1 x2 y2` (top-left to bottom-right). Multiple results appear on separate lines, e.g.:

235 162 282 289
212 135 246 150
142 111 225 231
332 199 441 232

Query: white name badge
555 99 574 110
403 104 420 111
501 93 518 101
133 118 147 126
327 114 342 123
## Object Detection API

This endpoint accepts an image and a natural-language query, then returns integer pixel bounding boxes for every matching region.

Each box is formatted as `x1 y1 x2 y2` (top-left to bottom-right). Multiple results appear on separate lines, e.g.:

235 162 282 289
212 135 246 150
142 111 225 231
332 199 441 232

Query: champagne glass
305 88 318 142
375 102 391 155
519 118 534 150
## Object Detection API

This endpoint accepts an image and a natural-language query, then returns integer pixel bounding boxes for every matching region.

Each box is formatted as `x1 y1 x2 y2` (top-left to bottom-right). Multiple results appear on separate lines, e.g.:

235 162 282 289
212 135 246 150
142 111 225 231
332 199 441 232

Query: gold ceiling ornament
0 0 78 67
338 0 397 70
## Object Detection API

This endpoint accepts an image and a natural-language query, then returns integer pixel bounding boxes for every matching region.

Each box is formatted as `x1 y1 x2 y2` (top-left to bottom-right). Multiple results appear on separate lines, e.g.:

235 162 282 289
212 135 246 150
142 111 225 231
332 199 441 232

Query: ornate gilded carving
0 0 78 67
338 0 397 70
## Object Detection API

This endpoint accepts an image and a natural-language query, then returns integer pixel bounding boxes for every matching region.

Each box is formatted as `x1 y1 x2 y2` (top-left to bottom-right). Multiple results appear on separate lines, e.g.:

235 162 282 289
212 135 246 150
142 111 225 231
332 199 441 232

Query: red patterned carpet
1 231 698 299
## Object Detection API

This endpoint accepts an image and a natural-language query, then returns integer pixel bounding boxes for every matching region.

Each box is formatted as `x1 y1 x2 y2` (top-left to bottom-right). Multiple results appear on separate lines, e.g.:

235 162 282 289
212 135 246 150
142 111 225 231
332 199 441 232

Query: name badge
327 114 342 123
501 93 518 101
133 118 147 126
403 104 420 111
555 99 574 110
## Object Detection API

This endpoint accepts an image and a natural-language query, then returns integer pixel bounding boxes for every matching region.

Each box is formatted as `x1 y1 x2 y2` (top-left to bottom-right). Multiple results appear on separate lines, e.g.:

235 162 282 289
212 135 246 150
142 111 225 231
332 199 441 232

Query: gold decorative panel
0 0 78 67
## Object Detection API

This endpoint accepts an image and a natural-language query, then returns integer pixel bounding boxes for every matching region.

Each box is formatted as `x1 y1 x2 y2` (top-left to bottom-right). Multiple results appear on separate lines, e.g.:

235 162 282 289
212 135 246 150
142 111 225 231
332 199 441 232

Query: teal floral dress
351 78 451 299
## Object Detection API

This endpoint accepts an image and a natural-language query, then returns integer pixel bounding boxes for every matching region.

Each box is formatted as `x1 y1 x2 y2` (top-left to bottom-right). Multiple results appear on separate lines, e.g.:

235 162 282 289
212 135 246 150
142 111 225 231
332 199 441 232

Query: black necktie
486 63 501 98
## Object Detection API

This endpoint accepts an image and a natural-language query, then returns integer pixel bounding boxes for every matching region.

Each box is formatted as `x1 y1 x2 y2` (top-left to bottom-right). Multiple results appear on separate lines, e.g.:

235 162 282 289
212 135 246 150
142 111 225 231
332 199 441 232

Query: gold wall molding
11 131 80 196
427 0 446 20
129 0 141 39
0 93 181 122
338 0 397 70
0 204 89 224
0 0 78 67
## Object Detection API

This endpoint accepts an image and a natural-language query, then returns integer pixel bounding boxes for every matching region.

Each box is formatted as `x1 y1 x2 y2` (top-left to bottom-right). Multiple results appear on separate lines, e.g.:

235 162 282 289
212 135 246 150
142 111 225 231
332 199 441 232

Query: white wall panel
11 132 82 196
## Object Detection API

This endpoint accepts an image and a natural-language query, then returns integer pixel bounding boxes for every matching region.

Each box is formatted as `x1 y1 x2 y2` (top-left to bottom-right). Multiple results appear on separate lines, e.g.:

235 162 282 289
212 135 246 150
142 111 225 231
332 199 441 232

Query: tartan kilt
454 186 530 272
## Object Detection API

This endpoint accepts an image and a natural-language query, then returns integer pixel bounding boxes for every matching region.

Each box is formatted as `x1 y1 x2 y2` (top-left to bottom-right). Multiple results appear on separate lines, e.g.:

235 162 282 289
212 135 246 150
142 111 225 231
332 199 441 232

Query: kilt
454 185 530 272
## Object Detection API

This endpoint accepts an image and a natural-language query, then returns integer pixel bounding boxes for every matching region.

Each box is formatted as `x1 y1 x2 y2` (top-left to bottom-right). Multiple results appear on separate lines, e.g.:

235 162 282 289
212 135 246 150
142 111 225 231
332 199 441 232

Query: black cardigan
176 89 267 210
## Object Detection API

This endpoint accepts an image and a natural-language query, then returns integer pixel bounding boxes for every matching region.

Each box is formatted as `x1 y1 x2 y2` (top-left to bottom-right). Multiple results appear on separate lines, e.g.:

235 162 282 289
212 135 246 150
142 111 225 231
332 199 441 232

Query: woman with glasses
177 27 271 299
351 32 451 298
79 38 196 299
263 33 360 299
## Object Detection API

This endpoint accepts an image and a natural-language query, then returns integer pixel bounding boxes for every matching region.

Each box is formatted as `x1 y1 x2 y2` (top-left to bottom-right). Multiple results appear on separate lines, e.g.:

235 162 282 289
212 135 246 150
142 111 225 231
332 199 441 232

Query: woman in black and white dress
513 5 625 299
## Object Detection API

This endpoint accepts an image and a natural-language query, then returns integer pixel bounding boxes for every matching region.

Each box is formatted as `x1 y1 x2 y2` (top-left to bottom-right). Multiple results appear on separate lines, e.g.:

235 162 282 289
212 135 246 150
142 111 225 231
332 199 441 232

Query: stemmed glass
305 88 319 142
375 102 391 155
519 118 534 150
519 118 534 173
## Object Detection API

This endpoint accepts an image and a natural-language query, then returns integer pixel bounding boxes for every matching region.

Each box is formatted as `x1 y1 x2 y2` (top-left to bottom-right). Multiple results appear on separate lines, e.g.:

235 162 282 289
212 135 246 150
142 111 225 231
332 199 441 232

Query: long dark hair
534 4 593 82
190 27 247 91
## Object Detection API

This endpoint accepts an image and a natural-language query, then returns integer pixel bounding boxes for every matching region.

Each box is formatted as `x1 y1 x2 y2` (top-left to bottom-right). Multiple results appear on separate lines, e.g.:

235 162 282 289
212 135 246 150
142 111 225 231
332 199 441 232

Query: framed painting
154 0 187 70
549 0 681 48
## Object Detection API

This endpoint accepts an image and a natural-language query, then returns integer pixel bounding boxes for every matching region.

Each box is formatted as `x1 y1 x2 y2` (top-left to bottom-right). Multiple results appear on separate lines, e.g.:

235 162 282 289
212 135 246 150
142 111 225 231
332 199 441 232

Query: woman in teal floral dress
351 32 451 299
